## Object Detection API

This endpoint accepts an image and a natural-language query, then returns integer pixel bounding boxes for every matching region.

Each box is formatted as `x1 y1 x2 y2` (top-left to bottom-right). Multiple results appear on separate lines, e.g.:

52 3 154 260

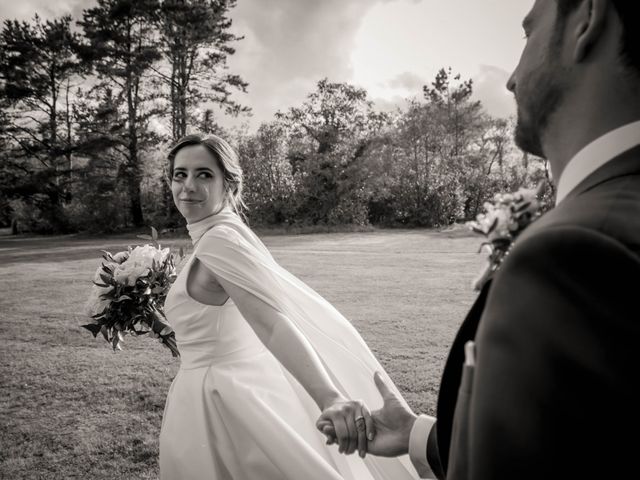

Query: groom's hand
316 397 375 458
321 372 418 457
367 371 417 457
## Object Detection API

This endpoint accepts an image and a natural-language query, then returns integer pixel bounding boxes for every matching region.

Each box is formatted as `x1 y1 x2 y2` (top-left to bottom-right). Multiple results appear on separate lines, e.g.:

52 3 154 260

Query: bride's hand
320 373 418 458
316 397 375 458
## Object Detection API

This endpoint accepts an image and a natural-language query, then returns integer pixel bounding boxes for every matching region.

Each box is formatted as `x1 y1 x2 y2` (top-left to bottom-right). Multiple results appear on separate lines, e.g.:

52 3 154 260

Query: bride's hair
167 134 247 217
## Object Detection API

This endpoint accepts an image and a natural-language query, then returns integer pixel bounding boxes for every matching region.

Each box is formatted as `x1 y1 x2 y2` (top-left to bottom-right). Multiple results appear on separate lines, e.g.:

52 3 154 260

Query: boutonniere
467 182 547 291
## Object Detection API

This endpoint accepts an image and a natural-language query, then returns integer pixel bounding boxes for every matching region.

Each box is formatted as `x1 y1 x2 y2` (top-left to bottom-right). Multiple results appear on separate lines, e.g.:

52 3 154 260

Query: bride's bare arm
213 271 374 457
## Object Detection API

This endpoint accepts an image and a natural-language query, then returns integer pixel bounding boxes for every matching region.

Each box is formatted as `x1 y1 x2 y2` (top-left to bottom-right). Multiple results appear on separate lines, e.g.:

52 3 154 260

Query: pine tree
158 0 249 142
78 0 162 227
0 15 83 231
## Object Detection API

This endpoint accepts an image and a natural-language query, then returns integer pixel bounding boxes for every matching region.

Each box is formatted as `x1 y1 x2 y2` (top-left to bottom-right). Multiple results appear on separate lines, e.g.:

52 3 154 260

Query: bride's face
171 144 226 223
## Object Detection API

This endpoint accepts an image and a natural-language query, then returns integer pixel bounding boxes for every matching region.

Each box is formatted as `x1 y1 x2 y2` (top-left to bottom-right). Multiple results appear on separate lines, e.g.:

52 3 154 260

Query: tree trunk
65 78 73 177
127 59 144 227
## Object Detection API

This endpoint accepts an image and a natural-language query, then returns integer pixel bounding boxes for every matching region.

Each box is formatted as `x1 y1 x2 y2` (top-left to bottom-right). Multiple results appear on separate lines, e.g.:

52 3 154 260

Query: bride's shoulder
199 225 244 250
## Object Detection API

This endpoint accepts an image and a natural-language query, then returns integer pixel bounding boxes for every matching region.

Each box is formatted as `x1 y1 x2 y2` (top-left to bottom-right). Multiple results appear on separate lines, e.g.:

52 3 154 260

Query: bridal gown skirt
159 249 417 480
159 329 342 479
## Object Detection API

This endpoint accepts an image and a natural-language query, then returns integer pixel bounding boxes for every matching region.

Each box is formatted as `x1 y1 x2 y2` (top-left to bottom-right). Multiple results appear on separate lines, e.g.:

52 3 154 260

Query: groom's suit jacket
426 146 640 480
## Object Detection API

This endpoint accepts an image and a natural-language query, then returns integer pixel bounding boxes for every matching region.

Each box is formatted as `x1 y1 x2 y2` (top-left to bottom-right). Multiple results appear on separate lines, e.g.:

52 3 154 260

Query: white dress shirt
408 120 640 478
555 120 640 205
409 414 437 477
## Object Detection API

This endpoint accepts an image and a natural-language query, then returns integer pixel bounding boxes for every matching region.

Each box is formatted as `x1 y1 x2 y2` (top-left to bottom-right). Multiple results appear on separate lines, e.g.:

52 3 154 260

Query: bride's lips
180 199 203 205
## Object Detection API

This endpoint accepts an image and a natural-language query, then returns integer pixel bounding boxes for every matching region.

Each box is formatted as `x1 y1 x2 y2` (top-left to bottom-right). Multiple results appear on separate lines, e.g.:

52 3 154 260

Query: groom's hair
555 0 639 76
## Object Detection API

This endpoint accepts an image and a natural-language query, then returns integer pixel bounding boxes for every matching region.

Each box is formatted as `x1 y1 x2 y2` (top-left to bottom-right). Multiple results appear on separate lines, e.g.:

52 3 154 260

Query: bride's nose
182 175 196 193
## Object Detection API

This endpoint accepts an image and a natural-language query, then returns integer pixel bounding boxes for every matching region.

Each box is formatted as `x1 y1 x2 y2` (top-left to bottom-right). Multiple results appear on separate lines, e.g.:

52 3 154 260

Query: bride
159 133 417 479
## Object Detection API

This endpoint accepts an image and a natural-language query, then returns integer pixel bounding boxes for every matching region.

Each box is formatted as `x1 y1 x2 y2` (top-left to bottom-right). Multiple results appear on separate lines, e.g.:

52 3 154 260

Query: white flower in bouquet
112 245 172 285
82 227 183 357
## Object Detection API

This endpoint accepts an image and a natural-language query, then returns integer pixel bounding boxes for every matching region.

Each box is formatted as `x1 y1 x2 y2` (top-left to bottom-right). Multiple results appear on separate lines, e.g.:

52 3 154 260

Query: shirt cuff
409 414 437 478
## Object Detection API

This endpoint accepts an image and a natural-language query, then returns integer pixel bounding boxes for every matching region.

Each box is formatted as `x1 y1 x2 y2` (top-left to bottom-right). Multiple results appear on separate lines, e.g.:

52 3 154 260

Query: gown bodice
164 255 266 370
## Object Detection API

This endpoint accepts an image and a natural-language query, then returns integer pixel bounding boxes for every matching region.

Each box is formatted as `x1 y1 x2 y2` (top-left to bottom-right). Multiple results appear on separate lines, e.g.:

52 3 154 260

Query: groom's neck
542 72 640 182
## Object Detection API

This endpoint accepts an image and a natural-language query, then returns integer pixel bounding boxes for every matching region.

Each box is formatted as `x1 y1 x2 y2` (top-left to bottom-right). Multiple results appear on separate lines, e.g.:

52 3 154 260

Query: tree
238 121 298 224
422 68 492 222
423 67 485 163
79 0 162 227
0 15 84 232
158 0 249 142
276 79 389 224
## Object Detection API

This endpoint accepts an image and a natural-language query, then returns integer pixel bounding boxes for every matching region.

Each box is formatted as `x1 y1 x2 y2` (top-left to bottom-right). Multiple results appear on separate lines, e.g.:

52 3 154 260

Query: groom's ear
572 0 609 63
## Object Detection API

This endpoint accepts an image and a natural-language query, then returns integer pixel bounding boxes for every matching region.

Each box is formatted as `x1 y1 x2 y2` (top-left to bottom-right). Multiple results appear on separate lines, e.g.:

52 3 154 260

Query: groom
319 0 640 478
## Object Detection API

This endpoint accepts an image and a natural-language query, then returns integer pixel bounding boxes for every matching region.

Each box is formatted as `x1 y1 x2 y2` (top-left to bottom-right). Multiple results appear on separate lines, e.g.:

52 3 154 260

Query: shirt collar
555 120 640 205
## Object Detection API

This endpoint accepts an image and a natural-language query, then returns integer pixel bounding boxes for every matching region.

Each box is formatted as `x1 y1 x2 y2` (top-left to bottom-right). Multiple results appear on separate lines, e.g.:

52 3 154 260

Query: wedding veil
190 209 418 479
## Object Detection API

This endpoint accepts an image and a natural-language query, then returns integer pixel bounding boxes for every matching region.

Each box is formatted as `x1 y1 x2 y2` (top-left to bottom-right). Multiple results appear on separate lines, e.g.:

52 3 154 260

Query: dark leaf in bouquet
111 334 122 351
101 325 110 342
101 263 114 274
514 201 532 213
492 237 511 249
477 242 492 254
470 225 485 235
100 250 115 262
114 295 132 303
99 272 112 285
93 281 110 289
487 217 498 234
517 212 532 224
82 323 103 338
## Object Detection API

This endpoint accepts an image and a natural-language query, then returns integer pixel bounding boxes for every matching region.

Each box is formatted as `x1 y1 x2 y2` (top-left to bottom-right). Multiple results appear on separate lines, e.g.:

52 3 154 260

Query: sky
0 0 533 132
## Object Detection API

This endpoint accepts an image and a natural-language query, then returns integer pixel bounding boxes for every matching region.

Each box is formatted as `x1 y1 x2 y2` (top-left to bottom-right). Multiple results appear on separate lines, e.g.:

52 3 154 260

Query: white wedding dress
159 209 417 479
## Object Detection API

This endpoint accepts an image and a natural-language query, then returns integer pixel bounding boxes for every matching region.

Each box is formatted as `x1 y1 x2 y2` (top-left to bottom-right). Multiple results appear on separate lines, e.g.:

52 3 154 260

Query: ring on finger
355 415 365 423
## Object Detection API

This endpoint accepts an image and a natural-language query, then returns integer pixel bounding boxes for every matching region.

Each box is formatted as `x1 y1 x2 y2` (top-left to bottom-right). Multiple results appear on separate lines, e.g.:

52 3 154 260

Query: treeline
0 1 551 234
238 72 552 229
0 0 247 233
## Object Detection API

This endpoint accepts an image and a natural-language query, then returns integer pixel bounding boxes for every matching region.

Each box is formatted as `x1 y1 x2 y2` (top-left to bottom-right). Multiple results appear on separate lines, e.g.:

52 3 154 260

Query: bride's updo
167 134 246 216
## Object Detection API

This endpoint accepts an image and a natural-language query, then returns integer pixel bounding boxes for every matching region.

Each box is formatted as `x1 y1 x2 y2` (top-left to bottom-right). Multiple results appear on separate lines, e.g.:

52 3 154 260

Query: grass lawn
0 227 484 479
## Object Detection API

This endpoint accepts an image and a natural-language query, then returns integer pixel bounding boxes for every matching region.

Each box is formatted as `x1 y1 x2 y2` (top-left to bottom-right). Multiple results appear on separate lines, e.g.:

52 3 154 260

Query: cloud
387 71 425 92
472 64 515 119
226 0 391 128
369 65 517 121
0 0 95 23
3 0 520 131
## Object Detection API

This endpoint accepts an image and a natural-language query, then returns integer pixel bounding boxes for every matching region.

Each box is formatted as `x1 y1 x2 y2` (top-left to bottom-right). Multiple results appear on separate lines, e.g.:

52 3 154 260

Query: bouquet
467 182 547 291
83 227 182 357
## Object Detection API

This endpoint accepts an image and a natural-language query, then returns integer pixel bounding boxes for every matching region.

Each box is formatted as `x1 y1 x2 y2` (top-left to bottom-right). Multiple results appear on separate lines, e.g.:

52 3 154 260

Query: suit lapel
436 280 492 473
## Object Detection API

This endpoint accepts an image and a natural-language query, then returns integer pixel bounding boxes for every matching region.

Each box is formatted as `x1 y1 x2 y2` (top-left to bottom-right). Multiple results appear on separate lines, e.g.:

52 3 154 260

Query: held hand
320 372 417 458
367 371 417 456
316 396 375 458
